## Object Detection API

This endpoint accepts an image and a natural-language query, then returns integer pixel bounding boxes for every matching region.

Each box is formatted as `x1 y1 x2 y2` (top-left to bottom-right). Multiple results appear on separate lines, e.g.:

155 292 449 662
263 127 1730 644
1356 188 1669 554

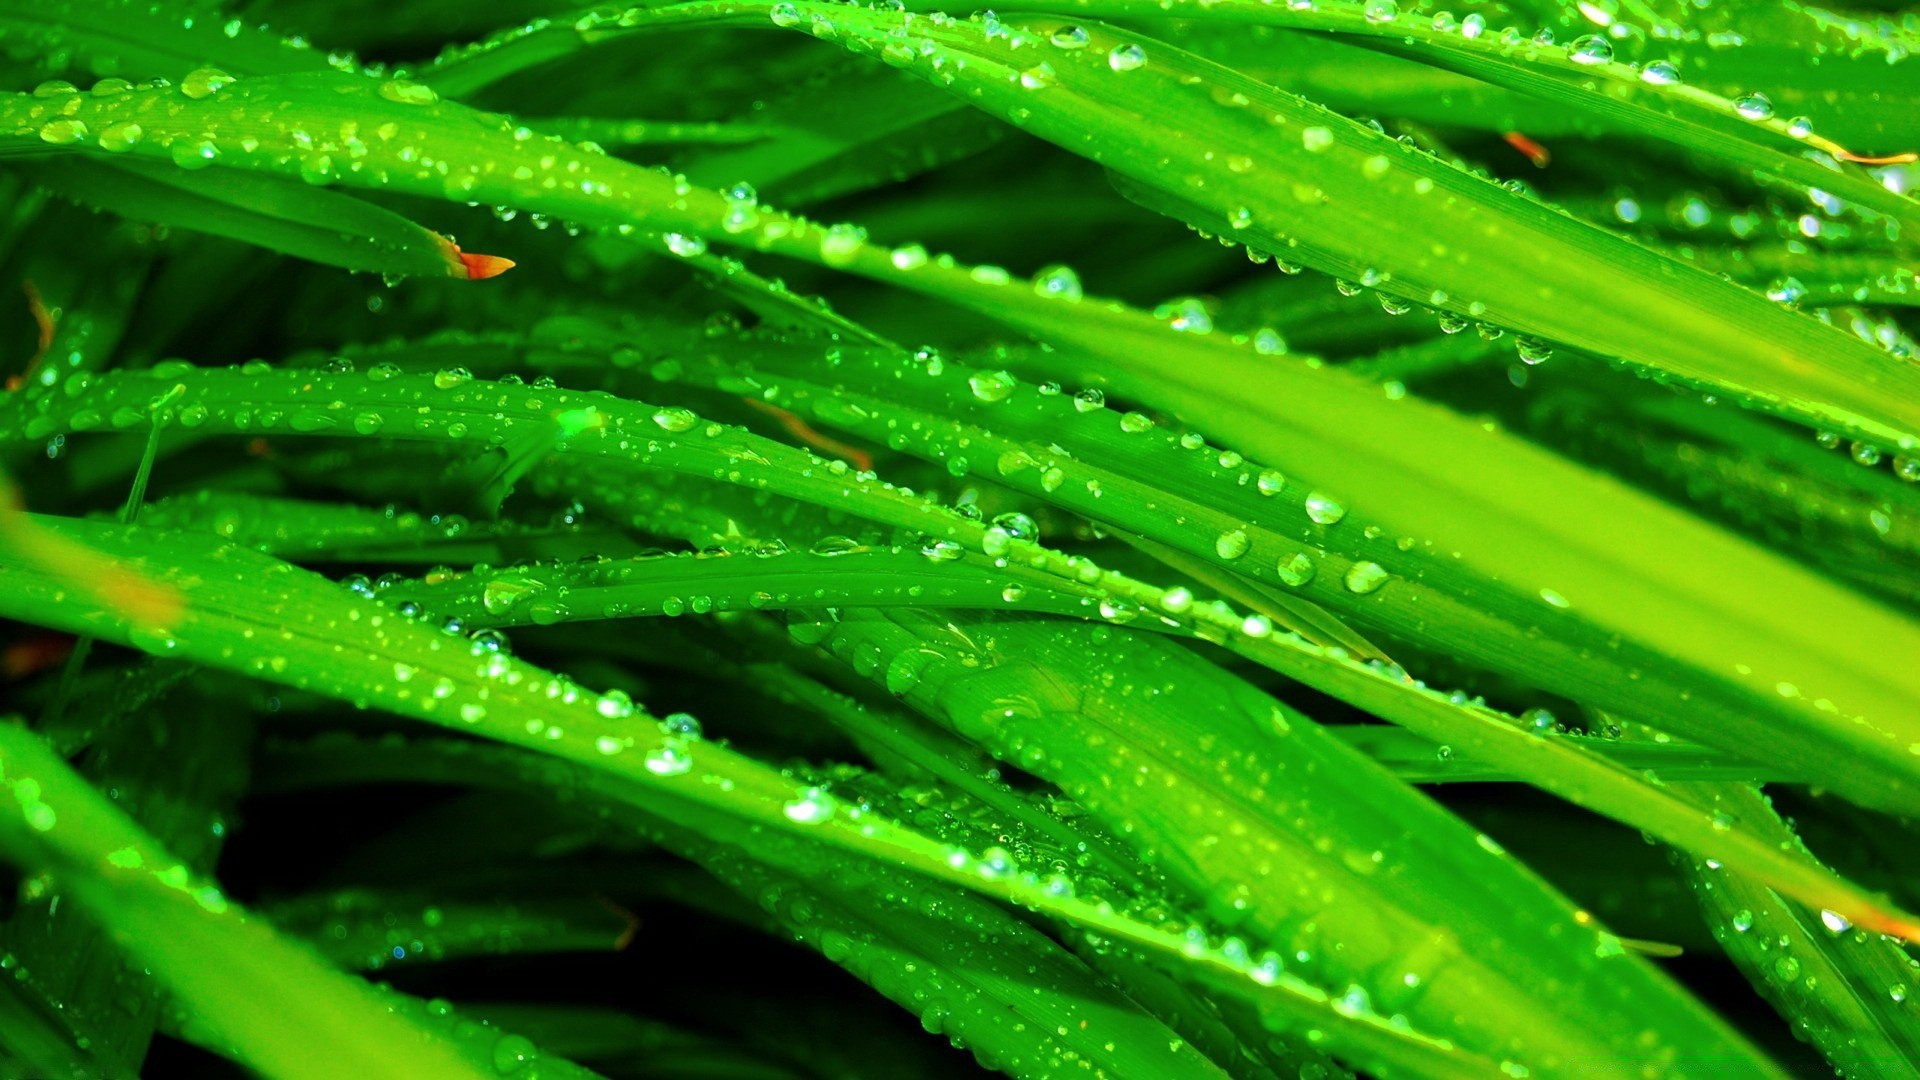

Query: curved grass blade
0 723 519 1080
774 6 1920 450
0 512 1498 1077
9 362 1914 940
17 30 1920 815
256 732 1291 1079
792 606 1781 1073
0 0 338 82
265 890 634 972
1682 783 1920 1079
23 157 493 279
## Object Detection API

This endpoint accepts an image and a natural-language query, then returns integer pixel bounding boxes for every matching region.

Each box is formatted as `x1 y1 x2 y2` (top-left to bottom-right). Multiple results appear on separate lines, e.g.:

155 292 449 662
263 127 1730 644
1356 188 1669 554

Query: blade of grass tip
1678 782 1920 1078
24 158 501 280
0 723 538 1080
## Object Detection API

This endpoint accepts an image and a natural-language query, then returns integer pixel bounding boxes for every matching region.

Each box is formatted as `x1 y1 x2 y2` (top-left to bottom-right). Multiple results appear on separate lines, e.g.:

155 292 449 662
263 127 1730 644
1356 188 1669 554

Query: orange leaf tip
458 251 516 280
1835 149 1919 166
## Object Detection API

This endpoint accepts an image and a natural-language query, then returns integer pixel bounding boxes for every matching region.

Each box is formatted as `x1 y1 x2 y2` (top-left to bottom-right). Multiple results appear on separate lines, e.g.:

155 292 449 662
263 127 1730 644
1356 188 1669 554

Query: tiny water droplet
1033 264 1083 300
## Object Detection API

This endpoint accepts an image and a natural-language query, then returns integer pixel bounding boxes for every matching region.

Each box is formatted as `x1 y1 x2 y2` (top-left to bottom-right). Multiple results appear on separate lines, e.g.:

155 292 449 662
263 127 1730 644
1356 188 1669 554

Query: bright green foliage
0 0 1916 1078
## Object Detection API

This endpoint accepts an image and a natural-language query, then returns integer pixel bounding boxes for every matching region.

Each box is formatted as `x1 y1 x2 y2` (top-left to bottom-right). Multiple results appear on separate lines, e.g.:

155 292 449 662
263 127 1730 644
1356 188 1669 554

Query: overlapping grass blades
0 0 1917 1076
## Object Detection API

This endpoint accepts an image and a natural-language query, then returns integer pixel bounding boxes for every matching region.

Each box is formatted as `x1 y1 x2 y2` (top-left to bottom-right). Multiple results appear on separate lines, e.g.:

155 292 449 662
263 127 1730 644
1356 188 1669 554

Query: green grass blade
23 157 484 278
0 723 516 1080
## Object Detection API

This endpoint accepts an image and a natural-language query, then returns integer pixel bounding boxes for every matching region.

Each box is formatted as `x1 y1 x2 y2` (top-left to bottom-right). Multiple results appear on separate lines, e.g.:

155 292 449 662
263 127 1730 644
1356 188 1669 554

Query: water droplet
1107 43 1147 71
664 233 707 257
181 67 236 100
1020 64 1057 90
1050 25 1090 49
644 742 692 776
783 787 838 824
652 406 699 432
378 79 438 106
1215 529 1251 560
1301 126 1335 153
921 539 964 562
1362 0 1397 23
1275 552 1315 586
1344 561 1390 594
1733 92 1774 121
37 119 87 145
492 1033 536 1074
1304 491 1347 525
596 688 635 719
1034 264 1082 300
1158 297 1213 333
95 121 143 152
1640 60 1680 85
819 223 866 266
1819 909 1852 934
968 370 1017 402
1567 35 1613 65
